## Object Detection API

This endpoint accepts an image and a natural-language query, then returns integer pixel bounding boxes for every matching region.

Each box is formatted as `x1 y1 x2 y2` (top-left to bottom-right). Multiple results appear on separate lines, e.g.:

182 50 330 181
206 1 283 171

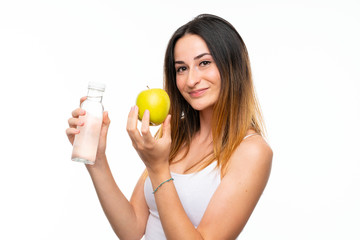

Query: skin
66 34 273 239
67 97 149 240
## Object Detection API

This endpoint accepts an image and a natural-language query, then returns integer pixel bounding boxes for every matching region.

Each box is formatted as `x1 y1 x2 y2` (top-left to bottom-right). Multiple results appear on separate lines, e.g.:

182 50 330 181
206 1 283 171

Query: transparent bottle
71 82 105 165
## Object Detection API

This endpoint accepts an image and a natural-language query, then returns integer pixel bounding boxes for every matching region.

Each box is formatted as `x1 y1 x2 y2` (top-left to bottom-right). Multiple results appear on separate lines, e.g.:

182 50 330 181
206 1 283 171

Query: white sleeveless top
143 133 258 239
144 161 221 239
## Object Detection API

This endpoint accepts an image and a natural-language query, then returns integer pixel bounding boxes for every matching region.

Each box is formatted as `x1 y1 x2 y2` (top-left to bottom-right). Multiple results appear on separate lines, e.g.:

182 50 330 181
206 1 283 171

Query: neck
197 107 213 143
87 88 103 102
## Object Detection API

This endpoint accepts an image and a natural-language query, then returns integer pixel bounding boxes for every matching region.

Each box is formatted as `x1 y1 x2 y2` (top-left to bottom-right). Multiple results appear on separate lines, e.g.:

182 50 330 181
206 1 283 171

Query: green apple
136 88 170 126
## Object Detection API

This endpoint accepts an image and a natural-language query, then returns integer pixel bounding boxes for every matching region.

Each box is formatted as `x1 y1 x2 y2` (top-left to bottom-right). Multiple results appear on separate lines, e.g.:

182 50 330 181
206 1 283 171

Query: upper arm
129 171 150 236
197 136 273 239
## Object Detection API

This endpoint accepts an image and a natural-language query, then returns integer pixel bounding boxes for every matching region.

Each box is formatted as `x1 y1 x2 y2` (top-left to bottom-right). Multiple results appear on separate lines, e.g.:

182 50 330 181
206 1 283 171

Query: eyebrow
174 53 211 64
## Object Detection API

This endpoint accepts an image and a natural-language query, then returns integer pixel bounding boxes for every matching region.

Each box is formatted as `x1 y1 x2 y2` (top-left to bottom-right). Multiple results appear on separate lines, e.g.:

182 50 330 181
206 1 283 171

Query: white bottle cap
88 82 106 91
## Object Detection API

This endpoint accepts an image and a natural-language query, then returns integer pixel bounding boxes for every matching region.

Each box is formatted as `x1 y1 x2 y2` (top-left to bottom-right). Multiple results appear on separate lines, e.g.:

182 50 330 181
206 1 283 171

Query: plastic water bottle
71 82 105 165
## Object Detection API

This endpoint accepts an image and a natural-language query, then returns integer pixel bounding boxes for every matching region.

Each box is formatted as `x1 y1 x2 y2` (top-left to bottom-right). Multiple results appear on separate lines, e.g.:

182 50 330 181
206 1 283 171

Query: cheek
176 77 189 100
209 69 221 87
176 77 185 91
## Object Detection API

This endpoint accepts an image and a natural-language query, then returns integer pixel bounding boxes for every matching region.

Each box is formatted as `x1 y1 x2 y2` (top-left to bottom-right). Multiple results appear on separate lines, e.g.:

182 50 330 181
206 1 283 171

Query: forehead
174 34 210 60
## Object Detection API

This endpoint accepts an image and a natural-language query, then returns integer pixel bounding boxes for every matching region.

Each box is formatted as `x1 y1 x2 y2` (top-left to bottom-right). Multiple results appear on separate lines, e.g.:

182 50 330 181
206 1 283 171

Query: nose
186 67 201 88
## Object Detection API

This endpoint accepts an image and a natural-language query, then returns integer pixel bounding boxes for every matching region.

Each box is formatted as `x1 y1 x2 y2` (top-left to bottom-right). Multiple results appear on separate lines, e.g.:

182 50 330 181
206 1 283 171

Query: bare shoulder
239 134 273 162
197 135 272 238
226 134 273 177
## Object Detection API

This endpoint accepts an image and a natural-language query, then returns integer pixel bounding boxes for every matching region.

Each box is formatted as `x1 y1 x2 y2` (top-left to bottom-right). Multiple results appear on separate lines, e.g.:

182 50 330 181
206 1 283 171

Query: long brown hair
161 14 265 176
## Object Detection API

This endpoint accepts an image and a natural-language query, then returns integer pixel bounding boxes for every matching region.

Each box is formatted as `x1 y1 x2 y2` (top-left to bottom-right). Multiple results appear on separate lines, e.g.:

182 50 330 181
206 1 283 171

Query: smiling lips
189 88 209 98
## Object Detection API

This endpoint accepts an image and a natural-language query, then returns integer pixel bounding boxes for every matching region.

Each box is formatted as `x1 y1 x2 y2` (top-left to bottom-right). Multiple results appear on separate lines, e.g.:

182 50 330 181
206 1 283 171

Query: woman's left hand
126 106 172 175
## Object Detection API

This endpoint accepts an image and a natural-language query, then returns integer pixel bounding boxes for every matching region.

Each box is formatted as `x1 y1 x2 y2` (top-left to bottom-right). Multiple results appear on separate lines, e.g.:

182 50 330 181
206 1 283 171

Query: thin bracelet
152 177 174 194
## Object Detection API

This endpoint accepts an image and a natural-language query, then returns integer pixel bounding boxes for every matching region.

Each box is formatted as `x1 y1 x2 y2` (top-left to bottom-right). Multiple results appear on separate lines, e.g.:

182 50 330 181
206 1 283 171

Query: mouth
189 88 208 98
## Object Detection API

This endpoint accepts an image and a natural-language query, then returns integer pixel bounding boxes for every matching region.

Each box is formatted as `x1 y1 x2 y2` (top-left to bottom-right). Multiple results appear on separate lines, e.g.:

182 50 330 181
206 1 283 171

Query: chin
189 102 213 112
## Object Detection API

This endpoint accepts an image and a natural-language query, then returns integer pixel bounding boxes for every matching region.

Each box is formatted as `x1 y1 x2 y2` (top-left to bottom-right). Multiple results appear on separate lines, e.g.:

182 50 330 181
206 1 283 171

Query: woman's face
174 34 221 112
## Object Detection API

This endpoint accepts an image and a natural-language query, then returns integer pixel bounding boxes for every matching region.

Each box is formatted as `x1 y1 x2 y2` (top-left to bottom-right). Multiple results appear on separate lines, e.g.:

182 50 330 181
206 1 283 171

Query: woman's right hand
66 96 111 160
66 97 87 145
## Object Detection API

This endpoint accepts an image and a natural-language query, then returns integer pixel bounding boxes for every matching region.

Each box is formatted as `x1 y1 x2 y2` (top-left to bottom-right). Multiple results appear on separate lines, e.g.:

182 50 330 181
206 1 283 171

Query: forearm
86 157 143 239
148 170 204 240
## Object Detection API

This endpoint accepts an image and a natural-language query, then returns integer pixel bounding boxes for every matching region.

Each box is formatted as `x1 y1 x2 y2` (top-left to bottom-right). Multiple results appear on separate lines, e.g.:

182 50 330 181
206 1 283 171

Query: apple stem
147 85 150 89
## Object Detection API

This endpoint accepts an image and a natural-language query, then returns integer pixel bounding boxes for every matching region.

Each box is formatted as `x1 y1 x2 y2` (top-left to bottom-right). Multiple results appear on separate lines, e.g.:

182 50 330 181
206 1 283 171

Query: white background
1 0 359 239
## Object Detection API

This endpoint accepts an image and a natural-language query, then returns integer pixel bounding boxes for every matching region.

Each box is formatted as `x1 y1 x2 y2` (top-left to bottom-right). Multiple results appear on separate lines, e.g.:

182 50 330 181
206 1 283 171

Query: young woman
67 14 272 239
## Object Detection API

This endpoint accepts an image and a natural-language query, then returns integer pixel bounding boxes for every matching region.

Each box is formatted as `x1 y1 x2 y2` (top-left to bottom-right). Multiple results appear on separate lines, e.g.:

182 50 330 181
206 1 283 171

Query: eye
176 66 187 73
200 61 211 66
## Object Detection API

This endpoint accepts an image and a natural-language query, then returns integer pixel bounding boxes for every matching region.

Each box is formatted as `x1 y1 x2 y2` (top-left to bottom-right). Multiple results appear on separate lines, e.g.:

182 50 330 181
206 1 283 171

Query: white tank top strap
243 133 259 140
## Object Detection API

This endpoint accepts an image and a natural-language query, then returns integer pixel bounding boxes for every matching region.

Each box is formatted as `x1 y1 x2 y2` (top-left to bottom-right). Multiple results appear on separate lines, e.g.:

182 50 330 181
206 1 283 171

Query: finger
126 106 142 143
103 111 111 126
71 108 86 118
162 115 172 139
80 96 87 106
68 117 84 128
100 111 111 139
65 128 80 144
66 127 80 136
126 106 138 131
140 110 154 143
